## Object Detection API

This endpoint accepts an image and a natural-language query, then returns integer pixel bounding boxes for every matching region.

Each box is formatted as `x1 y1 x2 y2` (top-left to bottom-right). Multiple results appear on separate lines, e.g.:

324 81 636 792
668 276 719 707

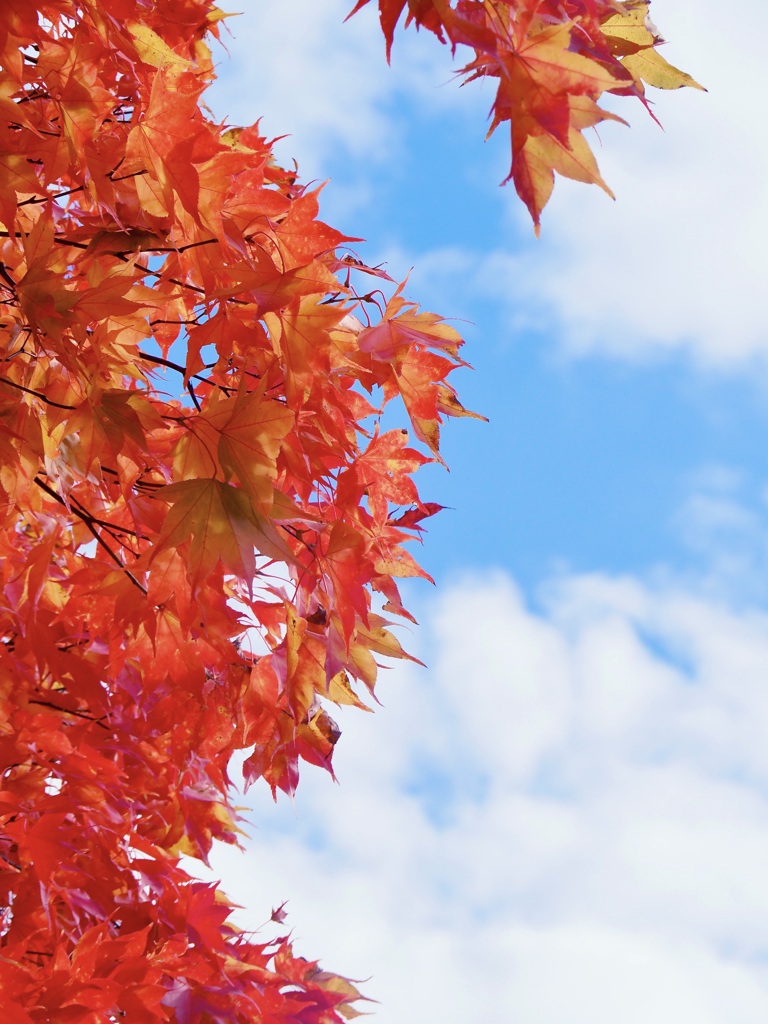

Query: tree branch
33 477 148 595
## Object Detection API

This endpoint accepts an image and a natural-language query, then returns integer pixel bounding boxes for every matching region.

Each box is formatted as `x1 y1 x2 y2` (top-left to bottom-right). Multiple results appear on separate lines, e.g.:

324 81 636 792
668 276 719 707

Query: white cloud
205 0 465 182
196 564 768 1023
205 0 390 174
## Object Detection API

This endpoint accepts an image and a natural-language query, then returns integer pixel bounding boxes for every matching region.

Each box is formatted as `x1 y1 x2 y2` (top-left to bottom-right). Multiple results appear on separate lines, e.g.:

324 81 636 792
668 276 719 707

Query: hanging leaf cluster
350 0 703 229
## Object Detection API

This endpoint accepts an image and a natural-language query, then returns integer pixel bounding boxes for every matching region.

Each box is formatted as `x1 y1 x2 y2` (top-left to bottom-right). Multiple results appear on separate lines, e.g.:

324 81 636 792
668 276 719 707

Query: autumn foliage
0 1 694 1020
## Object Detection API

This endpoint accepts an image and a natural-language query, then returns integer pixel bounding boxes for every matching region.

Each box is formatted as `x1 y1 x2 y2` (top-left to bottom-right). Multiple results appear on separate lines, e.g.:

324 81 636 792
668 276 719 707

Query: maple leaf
318 521 372 644
346 0 447 61
7 812 73 886
123 64 205 222
172 382 294 515
602 3 705 91
126 21 194 70
622 46 706 91
337 428 429 522
388 501 444 531
213 387 295 511
271 901 289 924
152 478 294 587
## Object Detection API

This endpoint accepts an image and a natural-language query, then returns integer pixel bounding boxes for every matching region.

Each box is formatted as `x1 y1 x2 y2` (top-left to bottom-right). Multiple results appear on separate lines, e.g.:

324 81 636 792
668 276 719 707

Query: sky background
195 2 768 1020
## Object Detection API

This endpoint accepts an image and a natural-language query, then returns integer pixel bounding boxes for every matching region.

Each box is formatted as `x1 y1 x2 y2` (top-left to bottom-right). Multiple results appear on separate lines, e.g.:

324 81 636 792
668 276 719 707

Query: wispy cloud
672 465 768 602
205 0 460 180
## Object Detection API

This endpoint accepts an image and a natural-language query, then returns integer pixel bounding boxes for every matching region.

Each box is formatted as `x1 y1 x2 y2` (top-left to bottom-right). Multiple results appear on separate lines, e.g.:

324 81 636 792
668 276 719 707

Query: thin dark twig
0 263 16 290
0 375 77 409
0 850 21 871
32 477 148 595
18 183 85 207
139 350 234 394
69 493 139 539
28 698 109 730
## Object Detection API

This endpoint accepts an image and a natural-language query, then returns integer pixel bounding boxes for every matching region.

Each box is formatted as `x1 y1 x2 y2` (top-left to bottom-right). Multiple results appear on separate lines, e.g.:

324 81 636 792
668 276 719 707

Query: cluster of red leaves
350 0 703 229
0 1 483 1019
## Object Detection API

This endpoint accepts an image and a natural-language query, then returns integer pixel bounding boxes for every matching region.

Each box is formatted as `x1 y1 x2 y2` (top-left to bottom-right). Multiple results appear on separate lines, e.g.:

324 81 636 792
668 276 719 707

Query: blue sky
195 3 768 1021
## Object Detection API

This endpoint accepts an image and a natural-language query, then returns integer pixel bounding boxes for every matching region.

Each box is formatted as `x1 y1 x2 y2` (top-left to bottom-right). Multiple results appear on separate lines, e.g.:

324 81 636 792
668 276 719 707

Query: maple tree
0 1 697 1020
